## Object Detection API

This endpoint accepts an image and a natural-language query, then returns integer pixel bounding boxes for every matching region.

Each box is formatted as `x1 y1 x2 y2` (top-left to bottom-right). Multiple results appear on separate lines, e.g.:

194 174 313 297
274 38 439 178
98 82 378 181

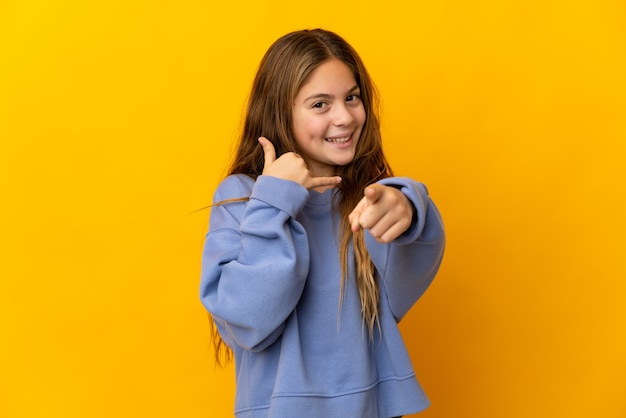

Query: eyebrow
303 85 360 102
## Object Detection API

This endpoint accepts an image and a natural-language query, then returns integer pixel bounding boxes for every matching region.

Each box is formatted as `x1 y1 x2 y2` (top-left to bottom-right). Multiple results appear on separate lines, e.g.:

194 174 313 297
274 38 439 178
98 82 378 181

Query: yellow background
1 1 625 417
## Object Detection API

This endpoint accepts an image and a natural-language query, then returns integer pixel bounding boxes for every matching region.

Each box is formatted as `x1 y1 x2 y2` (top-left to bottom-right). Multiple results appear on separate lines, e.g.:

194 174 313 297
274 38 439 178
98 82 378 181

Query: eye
312 101 327 109
346 94 360 103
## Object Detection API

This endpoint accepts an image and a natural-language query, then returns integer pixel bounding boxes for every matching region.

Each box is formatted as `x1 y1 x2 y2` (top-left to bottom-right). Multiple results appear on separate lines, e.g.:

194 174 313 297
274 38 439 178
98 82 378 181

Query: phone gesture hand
258 137 341 190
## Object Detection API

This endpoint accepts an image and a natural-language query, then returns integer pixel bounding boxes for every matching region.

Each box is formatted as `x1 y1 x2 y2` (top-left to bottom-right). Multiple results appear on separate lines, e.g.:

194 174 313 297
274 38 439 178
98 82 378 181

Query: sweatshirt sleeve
200 175 311 352
367 177 446 321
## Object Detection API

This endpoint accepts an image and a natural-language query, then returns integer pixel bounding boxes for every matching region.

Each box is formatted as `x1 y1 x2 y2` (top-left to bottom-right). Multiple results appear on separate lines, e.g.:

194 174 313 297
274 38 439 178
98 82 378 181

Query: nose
332 103 355 126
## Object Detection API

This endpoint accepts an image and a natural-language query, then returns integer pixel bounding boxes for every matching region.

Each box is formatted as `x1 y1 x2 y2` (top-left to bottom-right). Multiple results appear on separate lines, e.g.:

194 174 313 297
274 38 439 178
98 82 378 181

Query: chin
333 157 356 167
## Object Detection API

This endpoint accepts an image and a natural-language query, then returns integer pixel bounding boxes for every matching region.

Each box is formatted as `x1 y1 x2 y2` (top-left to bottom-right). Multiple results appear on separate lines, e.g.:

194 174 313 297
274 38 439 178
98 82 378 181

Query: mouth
325 133 352 144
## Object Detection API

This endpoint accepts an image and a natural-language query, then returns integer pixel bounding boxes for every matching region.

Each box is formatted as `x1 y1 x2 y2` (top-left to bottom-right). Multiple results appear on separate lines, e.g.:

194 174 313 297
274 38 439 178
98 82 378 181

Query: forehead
296 59 358 97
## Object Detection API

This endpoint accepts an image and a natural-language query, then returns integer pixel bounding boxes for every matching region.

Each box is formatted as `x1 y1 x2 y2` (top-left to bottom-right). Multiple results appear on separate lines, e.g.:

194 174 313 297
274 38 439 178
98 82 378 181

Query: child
200 29 445 418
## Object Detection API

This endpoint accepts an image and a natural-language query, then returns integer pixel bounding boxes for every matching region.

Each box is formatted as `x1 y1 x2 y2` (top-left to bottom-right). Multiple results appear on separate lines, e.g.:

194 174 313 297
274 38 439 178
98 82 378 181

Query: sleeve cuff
250 175 309 218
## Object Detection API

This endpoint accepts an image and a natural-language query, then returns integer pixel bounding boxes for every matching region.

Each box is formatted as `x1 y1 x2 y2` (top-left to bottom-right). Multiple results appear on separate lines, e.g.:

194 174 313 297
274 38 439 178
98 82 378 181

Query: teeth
326 136 350 144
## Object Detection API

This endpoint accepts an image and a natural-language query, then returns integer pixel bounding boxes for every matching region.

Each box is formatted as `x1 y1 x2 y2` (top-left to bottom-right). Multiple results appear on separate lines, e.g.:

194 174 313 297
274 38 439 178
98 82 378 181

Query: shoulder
213 174 256 203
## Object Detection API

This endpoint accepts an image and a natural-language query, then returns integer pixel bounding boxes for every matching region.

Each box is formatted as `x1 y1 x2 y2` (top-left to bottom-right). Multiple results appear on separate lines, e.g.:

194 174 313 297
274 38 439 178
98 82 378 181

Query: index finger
364 183 385 204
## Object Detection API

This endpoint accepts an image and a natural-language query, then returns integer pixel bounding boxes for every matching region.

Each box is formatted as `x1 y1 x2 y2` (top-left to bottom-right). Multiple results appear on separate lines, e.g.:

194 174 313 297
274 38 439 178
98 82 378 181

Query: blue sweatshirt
200 174 445 418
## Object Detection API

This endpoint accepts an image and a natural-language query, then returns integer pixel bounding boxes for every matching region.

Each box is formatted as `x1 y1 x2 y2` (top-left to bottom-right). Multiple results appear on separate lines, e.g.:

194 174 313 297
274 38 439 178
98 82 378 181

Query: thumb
364 183 384 204
258 137 276 172
349 196 368 232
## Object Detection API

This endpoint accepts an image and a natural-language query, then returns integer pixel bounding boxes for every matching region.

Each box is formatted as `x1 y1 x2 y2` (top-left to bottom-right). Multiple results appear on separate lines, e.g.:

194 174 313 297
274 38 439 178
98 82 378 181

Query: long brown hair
212 29 393 363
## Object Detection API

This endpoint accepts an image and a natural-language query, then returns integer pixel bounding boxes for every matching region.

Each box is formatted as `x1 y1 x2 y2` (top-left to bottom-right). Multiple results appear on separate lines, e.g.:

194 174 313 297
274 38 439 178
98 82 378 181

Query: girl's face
292 59 366 177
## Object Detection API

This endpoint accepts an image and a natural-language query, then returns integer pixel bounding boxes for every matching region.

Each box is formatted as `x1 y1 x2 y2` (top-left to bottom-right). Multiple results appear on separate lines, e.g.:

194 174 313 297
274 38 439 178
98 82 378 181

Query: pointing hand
348 183 414 243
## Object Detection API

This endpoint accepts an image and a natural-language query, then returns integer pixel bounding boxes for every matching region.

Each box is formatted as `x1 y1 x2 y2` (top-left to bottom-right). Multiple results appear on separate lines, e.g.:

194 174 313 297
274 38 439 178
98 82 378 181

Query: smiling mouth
325 134 352 144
